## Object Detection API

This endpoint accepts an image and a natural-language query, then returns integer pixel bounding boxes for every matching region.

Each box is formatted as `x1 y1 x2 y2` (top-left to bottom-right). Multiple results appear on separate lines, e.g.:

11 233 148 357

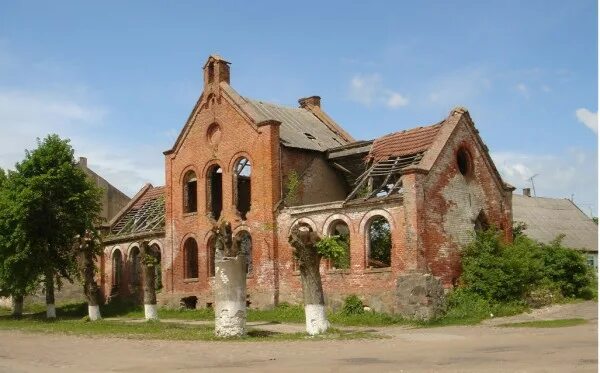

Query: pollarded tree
76 229 103 320
140 240 160 320
8 135 102 318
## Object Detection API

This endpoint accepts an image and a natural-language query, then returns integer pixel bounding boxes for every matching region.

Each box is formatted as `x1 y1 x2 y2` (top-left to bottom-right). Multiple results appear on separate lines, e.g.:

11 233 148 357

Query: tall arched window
233 158 252 220
328 220 350 269
367 216 391 268
183 170 197 213
207 165 223 220
112 249 123 290
129 246 141 285
235 231 252 274
184 238 198 279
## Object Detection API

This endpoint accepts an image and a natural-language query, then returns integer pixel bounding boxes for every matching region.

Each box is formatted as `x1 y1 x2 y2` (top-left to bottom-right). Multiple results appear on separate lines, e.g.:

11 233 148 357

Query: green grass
498 318 587 328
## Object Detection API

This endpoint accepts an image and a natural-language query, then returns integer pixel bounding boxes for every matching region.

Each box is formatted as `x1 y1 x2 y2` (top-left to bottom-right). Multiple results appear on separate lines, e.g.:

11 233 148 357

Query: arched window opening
367 216 391 268
207 165 223 220
150 244 162 291
208 237 216 277
112 249 123 291
183 171 197 213
234 158 252 220
328 220 350 269
184 238 198 279
235 231 253 274
474 210 489 232
129 246 142 285
457 148 472 177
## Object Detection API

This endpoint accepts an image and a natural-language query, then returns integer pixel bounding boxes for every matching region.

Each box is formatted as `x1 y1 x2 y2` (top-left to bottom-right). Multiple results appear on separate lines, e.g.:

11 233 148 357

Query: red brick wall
162 78 281 308
420 115 513 287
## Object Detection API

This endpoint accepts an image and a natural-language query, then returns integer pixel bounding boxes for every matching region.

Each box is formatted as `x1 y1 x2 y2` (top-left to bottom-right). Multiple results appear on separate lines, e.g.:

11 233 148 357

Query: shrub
342 295 364 315
539 235 596 299
460 230 543 302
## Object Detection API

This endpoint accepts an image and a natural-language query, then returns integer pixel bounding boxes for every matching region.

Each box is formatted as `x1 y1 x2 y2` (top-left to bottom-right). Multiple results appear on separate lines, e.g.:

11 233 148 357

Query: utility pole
527 174 539 197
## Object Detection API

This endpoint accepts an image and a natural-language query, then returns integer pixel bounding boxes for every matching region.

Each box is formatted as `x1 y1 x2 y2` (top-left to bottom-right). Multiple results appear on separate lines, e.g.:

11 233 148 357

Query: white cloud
515 83 529 98
575 108 598 133
348 74 408 109
385 91 409 108
492 149 598 216
0 88 163 196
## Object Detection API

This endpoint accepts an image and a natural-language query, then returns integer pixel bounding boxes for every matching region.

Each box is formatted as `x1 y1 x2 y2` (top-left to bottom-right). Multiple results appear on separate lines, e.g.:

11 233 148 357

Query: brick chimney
203 55 230 88
298 96 321 109
523 188 531 197
79 157 87 168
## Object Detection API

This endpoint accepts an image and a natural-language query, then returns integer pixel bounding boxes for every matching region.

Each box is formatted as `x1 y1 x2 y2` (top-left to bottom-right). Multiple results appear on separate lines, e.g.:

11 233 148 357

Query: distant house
513 188 598 269
77 157 131 223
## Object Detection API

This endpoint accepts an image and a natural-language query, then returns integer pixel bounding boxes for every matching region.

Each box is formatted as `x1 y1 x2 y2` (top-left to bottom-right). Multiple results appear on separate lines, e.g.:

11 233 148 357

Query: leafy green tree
0 135 102 318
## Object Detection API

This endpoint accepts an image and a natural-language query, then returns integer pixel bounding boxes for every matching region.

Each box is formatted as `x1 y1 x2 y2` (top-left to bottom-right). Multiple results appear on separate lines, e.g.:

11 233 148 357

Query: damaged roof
367 121 444 163
107 185 165 240
245 99 351 152
512 194 598 252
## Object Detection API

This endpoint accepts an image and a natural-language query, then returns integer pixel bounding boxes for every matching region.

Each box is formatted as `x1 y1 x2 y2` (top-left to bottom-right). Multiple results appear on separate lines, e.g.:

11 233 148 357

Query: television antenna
527 174 539 197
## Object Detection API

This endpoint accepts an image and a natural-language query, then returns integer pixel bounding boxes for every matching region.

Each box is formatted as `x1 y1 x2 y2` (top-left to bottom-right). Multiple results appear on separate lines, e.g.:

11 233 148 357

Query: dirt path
0 302 596 372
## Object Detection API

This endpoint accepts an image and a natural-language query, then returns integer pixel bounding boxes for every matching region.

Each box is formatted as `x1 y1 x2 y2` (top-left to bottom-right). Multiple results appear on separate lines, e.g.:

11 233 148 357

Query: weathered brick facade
101 55 513 316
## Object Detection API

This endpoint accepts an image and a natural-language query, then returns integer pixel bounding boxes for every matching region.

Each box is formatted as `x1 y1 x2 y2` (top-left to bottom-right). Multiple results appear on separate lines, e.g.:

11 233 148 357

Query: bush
460 230 543 302
342 295 364 315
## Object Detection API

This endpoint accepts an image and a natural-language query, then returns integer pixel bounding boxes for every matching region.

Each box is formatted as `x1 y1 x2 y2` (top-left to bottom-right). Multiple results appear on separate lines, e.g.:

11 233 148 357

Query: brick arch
358 209 396 236
178 164 200 184
201 159 223 178
228 152 253 174
148 239 163 258
126 242 140 261
232 223 252 236
322 213 355 235
109 245 123 258
288 217 319 236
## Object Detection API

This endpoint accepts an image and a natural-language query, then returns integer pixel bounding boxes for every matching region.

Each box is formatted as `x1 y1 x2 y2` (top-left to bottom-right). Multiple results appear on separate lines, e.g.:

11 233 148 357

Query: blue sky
0 1 597 214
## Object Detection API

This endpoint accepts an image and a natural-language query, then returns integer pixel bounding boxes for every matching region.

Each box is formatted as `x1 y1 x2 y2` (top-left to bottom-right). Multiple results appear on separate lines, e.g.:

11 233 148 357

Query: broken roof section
244 99 351 152
105 184 165 241
513 194 598 252
366 121 444 163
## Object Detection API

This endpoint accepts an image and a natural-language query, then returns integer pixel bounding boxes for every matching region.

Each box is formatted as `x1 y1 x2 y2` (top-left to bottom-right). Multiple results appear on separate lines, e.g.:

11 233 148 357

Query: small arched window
183 171 197 213
328 220 350 269
367 216 391 268
112 249 123 289
207 165 223 220
129 246 141 285
235 231 253 274
233 158 252 220
184 238 198 279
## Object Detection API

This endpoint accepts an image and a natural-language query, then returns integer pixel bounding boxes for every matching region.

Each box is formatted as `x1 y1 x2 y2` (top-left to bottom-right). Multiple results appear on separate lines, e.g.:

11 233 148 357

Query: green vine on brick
284 170 301 206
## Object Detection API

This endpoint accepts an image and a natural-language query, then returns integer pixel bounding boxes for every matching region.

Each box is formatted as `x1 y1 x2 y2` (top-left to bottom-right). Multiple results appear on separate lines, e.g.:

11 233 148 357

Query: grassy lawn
0 307 380 341
498 318 587 328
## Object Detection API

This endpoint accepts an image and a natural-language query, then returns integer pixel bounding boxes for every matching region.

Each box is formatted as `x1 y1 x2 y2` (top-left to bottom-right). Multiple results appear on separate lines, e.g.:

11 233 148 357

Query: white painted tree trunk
88 305 101 321
11 295 23 317
144 304 158 320
305 304 329 335
214 254 247 337
46 304 56 319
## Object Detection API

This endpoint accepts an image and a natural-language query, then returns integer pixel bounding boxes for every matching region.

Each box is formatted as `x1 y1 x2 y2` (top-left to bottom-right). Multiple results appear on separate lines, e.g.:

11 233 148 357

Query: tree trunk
11 294 23 317
141 242 158 320
212 220 247 337
82 244 102 321
289 227 329 335
45 271 56 319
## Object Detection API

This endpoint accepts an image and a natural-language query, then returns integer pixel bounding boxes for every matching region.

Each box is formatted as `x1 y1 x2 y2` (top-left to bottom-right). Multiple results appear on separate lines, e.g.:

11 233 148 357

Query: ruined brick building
101 55 513 317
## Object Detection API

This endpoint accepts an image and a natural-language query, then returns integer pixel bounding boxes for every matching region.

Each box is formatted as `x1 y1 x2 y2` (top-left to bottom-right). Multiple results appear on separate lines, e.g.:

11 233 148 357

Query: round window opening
457 148 471 176
207 123 222 146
